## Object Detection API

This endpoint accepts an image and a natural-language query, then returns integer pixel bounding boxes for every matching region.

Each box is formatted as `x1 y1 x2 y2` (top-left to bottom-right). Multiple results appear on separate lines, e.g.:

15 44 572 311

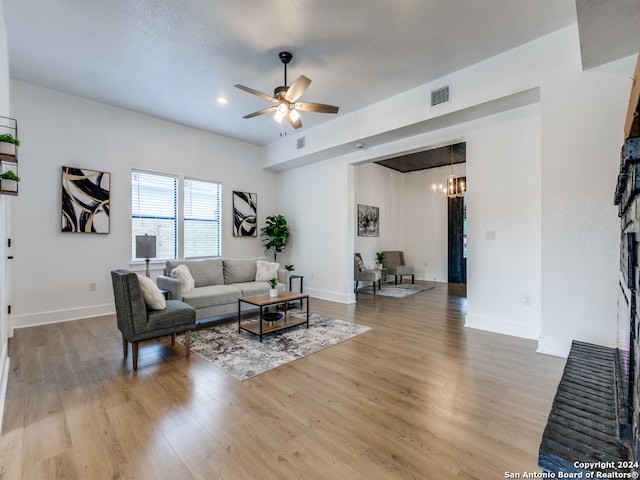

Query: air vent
297 137 306 150
431 85 450 106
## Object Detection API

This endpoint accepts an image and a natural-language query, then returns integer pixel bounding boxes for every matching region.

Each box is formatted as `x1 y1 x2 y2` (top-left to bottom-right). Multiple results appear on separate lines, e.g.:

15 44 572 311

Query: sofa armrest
156 275 183 300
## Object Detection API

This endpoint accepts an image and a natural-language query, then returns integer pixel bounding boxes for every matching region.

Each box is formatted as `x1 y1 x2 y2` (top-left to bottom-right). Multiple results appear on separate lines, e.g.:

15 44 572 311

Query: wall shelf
0 116 19 196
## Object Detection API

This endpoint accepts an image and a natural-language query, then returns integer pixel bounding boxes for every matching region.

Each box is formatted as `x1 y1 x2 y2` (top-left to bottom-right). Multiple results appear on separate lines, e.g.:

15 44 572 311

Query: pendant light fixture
432 144 465 198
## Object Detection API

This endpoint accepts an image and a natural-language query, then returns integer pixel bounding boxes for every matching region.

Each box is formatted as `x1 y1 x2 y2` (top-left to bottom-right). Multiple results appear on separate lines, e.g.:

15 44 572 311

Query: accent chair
111 269 196 370
382 251 415 285
354 253 382 293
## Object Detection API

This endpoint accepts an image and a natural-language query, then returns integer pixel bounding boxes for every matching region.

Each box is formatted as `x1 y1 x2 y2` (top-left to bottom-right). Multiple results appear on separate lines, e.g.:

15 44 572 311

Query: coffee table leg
238 299 241 333
306 297 309 329
259 305 263 342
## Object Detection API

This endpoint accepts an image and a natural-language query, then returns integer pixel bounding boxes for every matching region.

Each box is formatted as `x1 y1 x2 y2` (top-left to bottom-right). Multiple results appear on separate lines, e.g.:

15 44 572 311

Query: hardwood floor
0 282 565 479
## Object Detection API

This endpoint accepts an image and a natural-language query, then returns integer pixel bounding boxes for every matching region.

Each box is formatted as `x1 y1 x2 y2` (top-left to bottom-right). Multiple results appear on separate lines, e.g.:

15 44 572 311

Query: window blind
184 177 222 258
131 170 177 261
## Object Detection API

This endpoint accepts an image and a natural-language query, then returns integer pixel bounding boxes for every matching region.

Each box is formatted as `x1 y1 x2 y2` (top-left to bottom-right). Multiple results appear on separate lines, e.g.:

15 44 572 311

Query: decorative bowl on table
262 312 283 322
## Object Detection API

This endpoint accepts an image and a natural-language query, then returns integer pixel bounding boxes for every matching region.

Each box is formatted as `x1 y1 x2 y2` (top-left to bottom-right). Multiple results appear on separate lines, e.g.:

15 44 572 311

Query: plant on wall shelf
0 170 20 182
260 214 290 261
0 133 20 146
284 264 295 272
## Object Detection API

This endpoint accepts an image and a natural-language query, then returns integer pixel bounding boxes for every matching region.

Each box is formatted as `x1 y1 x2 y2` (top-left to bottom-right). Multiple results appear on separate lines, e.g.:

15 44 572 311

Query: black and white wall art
61 166 111 234
358 204 379 237
233 191 257 237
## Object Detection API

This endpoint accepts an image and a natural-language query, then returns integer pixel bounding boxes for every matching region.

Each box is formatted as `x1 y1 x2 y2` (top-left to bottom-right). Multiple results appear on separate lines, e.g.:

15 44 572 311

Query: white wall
9 80 279 329
278 157 353 303
465 107 542 339
354 162 405 269
0 0 11 432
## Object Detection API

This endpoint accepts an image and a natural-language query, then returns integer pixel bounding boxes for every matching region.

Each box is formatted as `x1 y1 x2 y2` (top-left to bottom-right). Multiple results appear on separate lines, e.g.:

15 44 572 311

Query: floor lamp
135 234 157 277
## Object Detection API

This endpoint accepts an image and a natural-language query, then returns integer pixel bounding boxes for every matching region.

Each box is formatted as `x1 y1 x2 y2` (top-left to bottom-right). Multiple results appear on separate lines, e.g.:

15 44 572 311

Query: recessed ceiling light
217 97 228 105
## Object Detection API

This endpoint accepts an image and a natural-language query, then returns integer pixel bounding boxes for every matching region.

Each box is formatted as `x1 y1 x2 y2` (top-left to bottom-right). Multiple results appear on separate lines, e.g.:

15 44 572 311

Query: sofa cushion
234 281 273 296
223 257 266 284
166 258 223 287
255 260 279 281
136 274 166 310
181 285 242 309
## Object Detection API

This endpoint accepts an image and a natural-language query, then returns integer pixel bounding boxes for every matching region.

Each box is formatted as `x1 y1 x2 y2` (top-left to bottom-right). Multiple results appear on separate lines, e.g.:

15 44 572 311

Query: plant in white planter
268 277 278 297
0 169 20 194
0 133 19 157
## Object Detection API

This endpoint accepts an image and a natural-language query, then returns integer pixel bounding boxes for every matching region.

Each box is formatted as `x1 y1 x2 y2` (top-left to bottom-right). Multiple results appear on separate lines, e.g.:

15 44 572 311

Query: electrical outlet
89 282 97 292
310 272 315 279
522 294 530 306
485 230 497 240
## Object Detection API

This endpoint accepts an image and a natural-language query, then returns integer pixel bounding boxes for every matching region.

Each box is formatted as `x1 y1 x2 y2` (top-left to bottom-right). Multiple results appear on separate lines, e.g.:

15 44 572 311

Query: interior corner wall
8 80 278 330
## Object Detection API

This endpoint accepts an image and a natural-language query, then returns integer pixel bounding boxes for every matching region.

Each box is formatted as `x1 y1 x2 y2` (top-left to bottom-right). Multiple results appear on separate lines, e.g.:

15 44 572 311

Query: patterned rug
178 312 371 381
356 283 433 297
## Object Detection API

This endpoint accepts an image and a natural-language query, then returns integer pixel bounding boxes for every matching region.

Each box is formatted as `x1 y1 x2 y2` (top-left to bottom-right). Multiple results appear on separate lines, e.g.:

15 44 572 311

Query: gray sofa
156 256 287 320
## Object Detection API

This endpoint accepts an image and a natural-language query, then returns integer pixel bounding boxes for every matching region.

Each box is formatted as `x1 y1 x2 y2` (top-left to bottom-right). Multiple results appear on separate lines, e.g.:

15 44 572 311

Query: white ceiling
3 1 583 146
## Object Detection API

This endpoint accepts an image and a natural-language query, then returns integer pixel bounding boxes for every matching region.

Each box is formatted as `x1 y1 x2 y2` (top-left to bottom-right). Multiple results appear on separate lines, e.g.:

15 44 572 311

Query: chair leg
372 281 376 294
394 275 398 285
184 330 191 357
122 334 128 360
171 333 176 345
411 274 415 284
354 280 358 293
132 341 139 370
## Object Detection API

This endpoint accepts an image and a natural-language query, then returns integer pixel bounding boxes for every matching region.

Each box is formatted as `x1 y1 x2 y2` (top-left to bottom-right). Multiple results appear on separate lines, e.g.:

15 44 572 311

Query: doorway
448 189 467 284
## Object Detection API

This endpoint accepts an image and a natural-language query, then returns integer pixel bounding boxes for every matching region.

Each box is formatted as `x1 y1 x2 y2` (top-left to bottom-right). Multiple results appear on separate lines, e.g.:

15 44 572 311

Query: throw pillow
136 274 166 310
255 260 280 282
171 264 195 292
355 255 365 271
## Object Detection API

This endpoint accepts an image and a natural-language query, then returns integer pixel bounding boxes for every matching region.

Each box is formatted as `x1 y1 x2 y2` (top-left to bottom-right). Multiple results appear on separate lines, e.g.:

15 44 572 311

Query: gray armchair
111 269 196 370
382 251 415 285
354 253 382 293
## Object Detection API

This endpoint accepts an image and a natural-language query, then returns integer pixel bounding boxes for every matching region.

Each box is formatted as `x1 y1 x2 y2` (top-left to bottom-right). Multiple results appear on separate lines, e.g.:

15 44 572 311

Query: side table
289 274 304 307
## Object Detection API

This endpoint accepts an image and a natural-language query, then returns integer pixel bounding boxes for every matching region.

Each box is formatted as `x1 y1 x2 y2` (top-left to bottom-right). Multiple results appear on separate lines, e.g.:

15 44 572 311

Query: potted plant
284 264 295 272
260 214 290 261
0 133 19 157
268 277 278 297
375 252 385 268
0 169 20 194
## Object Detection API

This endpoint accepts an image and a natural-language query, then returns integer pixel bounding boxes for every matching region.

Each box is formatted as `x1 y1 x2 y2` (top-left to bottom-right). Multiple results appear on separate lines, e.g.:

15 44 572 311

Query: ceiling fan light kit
234 51 339 130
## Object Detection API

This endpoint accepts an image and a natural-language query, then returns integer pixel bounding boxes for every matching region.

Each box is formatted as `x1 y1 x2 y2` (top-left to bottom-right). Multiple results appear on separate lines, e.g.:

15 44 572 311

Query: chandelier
432 144 465 198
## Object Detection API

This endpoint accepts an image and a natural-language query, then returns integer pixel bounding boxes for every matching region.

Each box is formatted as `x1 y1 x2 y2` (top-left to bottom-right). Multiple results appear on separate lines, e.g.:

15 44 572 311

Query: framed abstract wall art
358 204 379 237
61 166 111 234
233 191 257 237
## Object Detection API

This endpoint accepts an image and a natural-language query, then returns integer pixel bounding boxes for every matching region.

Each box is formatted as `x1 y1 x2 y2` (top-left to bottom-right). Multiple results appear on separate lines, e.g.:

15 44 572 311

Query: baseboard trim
10 303 115 333
464 313 539 340
536 336 572 358
304 287 355 304
0 343 9 435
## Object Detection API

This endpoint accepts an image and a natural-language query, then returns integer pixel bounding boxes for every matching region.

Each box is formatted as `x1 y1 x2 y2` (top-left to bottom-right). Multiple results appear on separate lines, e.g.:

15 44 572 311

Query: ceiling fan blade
242 106 276 119
295 101 339 114
287 111 303 129
234 84 277 103
284 75 311 103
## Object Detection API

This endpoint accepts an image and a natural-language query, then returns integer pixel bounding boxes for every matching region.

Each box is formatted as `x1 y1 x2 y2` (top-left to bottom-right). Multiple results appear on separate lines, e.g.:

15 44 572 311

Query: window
184 178 221 258
131 171 222 261
131 171 177 261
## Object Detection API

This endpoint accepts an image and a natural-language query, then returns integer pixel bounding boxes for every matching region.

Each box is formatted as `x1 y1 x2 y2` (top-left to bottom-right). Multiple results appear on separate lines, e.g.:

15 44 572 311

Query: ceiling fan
234 51 339 129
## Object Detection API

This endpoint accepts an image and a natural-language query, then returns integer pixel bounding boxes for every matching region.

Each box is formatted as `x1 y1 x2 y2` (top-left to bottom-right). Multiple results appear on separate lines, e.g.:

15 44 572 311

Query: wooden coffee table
238 290 310 342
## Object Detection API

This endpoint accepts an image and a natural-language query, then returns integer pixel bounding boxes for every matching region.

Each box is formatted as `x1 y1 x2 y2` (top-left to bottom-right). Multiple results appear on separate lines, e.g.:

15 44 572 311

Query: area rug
178 312 371 381
356 283 433 297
